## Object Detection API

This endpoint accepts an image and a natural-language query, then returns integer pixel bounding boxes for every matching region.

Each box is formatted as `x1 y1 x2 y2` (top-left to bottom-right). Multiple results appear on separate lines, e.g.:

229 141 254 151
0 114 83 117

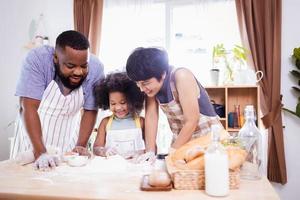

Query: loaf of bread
171 129 229 162
170 130 246 171
174 155 205 170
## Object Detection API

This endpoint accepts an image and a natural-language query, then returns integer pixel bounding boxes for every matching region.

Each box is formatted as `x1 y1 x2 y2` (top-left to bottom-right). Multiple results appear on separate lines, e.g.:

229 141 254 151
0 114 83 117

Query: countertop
0 156 280 200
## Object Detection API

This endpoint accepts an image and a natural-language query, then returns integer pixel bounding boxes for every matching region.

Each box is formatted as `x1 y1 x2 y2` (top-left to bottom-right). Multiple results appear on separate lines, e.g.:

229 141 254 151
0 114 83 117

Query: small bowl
67 155 89 167
62 152 79 162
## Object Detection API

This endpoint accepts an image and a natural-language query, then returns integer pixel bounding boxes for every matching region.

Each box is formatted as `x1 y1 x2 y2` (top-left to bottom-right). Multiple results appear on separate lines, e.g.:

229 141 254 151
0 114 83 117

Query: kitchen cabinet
205 85 261 133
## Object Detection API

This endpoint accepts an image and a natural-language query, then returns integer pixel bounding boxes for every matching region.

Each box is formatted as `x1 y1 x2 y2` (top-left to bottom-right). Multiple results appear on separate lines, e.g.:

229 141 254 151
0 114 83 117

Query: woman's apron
158 69 223 143
11 80 84 158
105 115 145 157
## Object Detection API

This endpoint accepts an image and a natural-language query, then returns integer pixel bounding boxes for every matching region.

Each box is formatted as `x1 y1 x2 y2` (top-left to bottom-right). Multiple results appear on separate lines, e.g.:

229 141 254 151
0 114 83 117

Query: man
12 30 104 170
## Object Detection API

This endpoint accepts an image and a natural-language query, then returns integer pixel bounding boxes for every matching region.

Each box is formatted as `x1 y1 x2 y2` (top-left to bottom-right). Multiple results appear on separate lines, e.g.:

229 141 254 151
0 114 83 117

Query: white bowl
62 152 79 162
67 156 89 167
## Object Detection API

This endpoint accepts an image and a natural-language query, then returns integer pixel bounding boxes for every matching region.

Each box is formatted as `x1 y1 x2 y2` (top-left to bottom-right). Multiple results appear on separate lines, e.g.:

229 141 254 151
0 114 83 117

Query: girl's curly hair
94 72 145 115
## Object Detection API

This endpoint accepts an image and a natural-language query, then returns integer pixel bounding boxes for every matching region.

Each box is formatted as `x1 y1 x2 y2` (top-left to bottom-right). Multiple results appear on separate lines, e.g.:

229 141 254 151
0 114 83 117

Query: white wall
0 0 73 161
272 0 300 199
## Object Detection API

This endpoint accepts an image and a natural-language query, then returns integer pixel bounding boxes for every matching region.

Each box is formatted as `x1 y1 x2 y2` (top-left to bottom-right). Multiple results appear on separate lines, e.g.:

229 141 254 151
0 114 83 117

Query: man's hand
134 151 156 164
73 146 91 158
34 153 60 171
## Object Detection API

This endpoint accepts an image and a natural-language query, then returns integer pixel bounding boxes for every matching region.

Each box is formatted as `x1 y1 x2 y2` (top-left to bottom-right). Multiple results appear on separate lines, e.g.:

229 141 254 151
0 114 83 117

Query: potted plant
212 44 248 85
282 47 300 118
232 45 248 69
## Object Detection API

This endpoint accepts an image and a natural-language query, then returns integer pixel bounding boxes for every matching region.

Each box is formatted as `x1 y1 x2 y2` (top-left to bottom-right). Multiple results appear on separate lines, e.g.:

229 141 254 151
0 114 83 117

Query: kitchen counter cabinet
0 157 279 200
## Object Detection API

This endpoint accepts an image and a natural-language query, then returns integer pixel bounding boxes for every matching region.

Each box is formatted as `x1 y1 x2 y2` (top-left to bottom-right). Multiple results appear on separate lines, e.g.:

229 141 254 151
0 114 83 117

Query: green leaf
292 86 300 93
296 102 300 117
293 47 300 60
290 70 300 78
232 45 247 61
282 107 298 117
213 43 226 58
296 59 300 70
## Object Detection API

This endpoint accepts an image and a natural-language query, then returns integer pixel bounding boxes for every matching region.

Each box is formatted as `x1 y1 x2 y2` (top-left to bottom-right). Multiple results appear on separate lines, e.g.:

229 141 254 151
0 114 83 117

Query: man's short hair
55 30 89 50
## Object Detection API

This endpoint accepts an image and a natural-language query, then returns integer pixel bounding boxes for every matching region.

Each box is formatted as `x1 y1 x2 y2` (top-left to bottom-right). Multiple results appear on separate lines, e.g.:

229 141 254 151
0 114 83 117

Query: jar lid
157 154 168 160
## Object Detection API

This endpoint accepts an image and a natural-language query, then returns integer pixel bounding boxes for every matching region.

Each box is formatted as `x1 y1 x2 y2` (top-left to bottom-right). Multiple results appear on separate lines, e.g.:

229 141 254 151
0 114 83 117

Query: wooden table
0 156 280 200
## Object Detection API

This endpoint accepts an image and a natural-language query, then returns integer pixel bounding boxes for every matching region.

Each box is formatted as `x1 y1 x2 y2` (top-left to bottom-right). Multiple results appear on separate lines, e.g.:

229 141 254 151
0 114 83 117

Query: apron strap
106 115 114 131
134 116 141 128
106 115 141 130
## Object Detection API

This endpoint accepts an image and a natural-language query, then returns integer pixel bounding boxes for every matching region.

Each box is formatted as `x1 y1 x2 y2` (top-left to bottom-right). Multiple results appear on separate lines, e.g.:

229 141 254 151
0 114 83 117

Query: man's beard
54 63 86 90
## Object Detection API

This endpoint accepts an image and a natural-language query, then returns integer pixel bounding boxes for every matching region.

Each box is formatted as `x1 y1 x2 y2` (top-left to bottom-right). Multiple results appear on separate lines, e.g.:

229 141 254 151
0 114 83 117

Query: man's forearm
76 110 98 147
22 108 46 158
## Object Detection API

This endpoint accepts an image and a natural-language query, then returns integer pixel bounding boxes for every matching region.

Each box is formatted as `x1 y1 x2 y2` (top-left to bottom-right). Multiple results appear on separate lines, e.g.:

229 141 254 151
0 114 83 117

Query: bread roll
148 171 171 187
227 147 247 170
187 155 205 170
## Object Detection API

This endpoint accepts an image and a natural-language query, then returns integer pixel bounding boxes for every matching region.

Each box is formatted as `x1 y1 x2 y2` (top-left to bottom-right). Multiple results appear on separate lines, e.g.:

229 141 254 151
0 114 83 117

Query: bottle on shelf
234 104 241 128
205 125 229 197
238 105 262 180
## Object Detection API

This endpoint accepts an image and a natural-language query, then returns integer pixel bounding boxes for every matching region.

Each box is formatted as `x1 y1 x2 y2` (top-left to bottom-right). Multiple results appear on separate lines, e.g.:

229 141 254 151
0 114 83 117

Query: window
169 1 241 85
99 2 166 72
100 0 241 86
99 0 241 153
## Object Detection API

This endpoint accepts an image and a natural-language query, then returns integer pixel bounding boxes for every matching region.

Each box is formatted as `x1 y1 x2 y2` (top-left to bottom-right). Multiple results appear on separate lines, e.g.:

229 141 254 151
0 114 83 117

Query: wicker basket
166 156 240 190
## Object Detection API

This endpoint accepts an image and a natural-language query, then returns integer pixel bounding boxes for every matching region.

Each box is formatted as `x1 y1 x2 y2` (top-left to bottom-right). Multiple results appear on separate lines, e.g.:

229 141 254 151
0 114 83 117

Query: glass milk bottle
205 125 229 197
238 105 262 180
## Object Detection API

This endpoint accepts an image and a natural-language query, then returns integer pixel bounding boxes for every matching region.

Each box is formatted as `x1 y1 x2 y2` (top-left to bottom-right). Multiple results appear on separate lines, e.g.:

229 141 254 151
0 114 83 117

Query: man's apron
11 80 84 158
105 115 145 157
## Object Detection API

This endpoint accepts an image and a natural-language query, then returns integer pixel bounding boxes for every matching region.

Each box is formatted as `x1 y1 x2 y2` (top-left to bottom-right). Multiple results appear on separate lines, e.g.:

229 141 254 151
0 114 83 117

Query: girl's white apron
105 116 145 157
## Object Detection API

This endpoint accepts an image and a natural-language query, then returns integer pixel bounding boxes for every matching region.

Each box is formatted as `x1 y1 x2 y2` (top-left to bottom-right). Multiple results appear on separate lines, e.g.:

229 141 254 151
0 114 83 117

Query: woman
126 47 224 163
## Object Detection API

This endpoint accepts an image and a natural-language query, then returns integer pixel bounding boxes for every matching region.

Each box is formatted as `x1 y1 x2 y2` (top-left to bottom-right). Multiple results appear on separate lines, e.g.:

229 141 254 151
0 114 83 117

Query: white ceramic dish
67 155 89 167
62 152 79 162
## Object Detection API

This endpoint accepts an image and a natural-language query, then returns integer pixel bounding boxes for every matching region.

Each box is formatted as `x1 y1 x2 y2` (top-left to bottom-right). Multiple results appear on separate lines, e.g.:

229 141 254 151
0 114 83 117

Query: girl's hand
105 147 118 157
93 146 118 157
73 146 91 158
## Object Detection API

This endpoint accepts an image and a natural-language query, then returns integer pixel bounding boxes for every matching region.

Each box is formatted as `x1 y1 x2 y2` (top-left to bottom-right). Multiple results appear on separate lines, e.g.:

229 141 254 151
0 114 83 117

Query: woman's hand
134 151 156 164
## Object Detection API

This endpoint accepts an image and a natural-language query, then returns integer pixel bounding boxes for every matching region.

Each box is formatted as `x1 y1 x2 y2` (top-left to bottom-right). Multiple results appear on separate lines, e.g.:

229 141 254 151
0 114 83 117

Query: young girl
93 72 145 159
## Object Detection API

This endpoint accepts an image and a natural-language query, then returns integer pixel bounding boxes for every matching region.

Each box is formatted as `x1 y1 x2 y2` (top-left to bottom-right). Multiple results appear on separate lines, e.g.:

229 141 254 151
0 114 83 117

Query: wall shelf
205 85 261 132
